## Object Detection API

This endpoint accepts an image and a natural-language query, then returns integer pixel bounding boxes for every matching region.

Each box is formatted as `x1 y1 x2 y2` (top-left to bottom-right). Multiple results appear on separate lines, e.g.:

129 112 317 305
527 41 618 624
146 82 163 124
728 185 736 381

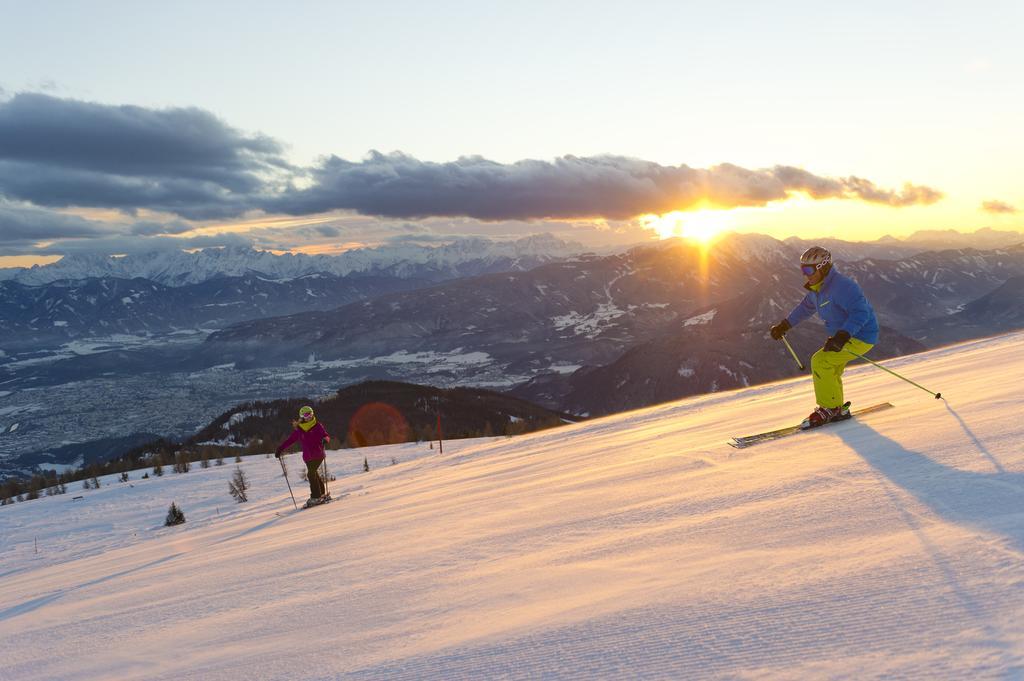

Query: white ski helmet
799 246 832 273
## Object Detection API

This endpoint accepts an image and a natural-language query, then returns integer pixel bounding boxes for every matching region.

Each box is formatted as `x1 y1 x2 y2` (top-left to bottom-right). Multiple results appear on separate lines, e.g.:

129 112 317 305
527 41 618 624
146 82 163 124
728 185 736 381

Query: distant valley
2 230 1023 477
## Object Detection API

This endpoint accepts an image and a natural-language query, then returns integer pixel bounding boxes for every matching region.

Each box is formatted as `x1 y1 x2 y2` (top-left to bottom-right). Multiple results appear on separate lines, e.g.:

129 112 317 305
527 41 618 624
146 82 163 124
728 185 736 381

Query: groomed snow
2 332 1023 679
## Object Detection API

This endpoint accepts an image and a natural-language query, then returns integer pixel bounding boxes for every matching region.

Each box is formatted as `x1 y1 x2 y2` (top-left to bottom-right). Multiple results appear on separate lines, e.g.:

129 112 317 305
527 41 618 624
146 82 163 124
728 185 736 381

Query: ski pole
320 457 330 498
845 348 943 400
278 456 298 510
320 437 331 499
780 335 806 370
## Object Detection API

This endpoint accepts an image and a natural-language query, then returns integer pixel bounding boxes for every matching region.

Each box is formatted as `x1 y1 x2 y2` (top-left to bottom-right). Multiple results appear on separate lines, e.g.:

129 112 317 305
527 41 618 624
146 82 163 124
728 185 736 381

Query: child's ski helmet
298 405 315 421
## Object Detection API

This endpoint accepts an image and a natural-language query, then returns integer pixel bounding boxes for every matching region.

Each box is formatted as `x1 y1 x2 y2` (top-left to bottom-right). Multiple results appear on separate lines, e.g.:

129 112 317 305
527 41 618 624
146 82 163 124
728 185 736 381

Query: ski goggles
801 264 821 276
298 411 315 422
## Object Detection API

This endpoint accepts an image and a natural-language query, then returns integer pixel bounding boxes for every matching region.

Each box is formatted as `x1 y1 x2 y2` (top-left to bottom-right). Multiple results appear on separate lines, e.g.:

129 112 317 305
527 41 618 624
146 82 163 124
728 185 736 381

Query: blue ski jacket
785 267 879 344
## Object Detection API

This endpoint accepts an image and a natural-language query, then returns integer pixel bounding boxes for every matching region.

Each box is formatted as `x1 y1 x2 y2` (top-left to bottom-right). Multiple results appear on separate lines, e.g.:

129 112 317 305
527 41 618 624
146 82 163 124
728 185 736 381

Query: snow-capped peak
1 234 588 286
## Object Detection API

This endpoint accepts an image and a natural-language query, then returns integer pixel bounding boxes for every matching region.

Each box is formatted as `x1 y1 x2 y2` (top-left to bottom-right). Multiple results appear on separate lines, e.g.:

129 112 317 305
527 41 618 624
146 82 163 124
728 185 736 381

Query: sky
1 0 1022 267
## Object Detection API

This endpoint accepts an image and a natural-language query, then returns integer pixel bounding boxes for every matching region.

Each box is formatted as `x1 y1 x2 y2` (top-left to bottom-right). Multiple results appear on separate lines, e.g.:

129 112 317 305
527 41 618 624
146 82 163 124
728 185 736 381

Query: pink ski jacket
276 422 330 462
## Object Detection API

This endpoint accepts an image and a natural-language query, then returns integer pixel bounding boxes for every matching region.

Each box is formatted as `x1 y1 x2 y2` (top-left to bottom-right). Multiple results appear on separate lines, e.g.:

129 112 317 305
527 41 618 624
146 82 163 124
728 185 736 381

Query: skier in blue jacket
769 247 879 428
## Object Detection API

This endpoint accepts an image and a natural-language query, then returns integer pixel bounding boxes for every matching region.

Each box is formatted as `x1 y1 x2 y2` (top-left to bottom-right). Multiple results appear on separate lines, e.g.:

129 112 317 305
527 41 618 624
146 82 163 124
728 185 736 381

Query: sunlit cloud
266 153 944 222
981 199 1017 215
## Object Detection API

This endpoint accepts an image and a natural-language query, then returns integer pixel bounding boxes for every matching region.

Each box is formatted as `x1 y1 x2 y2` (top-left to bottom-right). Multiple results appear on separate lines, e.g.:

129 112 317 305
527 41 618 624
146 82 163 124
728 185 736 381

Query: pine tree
165 502 185 526
228 466 249 503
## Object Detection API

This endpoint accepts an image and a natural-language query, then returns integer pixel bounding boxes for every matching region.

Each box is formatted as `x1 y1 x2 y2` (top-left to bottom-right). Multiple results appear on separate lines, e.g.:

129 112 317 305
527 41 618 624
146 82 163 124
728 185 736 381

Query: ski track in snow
2 332 1024 679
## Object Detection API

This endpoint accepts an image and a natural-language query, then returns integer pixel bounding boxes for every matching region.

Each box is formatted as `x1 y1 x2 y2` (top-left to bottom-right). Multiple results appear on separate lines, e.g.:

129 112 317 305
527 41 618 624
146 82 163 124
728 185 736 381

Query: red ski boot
801 402 851 430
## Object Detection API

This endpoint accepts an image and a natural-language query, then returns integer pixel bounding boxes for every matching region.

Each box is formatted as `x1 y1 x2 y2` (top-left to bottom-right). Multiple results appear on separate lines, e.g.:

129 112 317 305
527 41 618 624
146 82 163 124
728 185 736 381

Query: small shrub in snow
216 455 224 466
82 480 91 490
173 452 191 474
363 457 370 472
120 472 129 483
201 455 210 469
235 455 242 463
228 466 249 503
91 475 100 489
165 502 185 526
153 461 164 477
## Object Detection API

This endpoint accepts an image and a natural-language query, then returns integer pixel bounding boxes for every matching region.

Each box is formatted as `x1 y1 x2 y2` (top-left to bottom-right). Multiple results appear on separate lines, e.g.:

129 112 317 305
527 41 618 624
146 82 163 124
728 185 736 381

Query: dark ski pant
306 457 326 499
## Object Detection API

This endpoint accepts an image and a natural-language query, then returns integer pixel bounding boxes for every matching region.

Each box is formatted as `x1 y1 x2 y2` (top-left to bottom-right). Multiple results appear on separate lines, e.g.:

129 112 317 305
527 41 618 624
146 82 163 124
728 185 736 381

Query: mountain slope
0 273 418 348
509 286 927 415
917 275 1024 345
2 331 1022 679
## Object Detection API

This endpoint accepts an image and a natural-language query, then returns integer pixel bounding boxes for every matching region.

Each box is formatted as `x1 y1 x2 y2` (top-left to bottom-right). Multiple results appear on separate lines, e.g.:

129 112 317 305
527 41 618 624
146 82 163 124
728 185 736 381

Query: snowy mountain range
0 234 587 286
786 226 1024 261
3 330 1022 679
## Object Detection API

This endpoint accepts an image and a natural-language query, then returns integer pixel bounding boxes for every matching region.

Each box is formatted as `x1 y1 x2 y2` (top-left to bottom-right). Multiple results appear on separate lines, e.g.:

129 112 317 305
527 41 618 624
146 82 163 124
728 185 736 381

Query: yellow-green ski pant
811 337 874 409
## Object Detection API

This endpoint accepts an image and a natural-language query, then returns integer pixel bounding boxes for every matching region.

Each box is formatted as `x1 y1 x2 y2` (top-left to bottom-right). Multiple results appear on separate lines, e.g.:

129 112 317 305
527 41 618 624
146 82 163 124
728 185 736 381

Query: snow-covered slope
2 332 1023 680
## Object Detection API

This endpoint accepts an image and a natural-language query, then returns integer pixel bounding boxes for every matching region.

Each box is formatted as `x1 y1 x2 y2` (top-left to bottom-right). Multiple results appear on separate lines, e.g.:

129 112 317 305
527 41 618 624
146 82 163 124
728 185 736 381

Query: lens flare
348 402 410 447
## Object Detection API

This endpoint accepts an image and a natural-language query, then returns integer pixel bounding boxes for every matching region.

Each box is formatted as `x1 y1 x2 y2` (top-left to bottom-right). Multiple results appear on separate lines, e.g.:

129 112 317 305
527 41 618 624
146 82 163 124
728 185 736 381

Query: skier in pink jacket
275 405 331 507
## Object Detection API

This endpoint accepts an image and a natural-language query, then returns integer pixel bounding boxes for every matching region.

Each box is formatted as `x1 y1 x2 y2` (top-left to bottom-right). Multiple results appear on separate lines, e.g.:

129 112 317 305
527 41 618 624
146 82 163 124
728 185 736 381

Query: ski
275 493 347 516
728 402 894 449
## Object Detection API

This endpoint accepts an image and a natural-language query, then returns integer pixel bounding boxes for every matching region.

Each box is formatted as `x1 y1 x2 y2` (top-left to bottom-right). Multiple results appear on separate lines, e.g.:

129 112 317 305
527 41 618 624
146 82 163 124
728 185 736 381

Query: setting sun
640 210 733 243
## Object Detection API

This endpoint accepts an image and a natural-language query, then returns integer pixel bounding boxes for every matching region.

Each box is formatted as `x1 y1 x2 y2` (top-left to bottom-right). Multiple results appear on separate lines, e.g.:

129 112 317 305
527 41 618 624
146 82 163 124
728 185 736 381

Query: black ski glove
274 448 283 459
823 330 851 352
769 319 791 340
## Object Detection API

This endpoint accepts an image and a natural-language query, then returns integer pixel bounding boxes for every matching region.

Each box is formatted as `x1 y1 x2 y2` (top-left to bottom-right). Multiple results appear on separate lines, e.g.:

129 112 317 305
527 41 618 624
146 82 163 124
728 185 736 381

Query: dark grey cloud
0 93 944 239
981 199 1017 214
129 219 194 236
385 233 461 245
266 152 944 221
0 201 116 242
0 93 290 219
770 167 942 206
0 201 229 255
312 224 342 237
28 231 253 257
